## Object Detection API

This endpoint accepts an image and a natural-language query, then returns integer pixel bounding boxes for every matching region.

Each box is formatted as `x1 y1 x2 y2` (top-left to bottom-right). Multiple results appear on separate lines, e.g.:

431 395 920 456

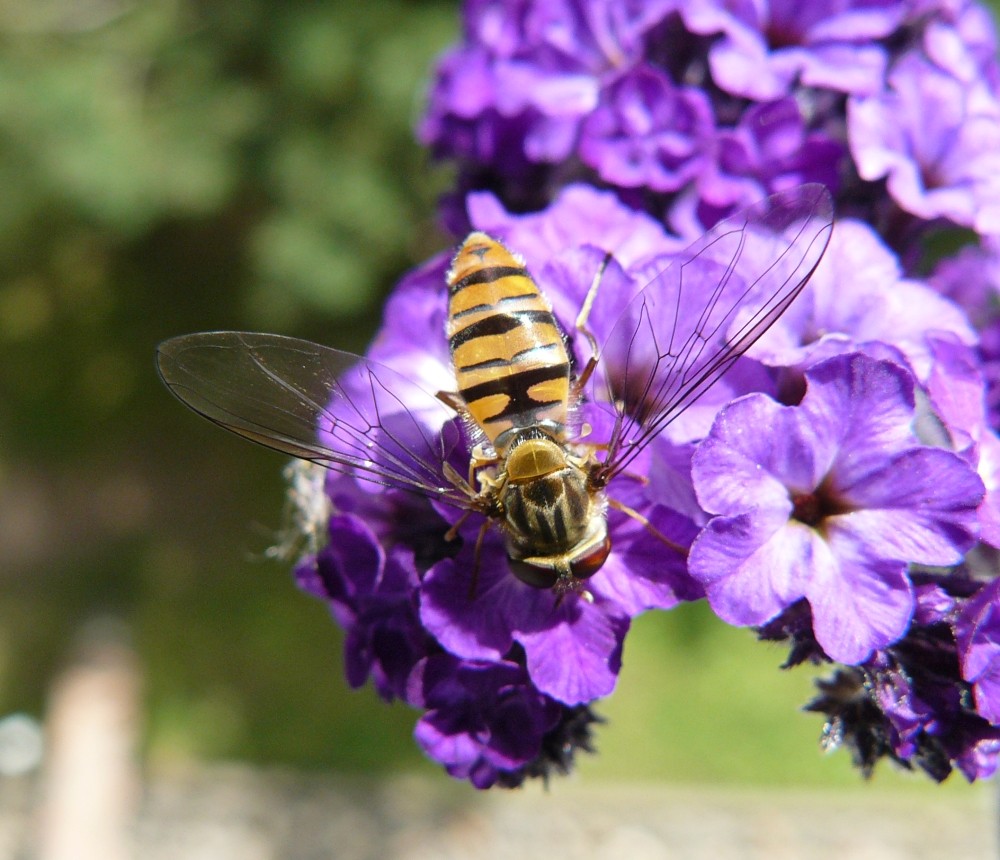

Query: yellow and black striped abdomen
447 232 571 448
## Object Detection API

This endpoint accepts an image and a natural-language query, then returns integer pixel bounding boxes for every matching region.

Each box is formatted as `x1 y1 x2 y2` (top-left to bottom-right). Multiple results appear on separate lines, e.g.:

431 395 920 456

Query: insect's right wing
156 332 472 507
594 183 835 479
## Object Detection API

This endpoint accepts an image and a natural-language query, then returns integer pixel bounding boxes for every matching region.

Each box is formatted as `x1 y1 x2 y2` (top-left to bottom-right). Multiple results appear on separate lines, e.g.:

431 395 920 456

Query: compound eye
569 536 611 581
508 559 559 590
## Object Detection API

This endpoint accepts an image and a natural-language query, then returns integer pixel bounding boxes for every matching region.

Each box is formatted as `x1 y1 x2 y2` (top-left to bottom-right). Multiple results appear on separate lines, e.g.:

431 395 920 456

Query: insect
157 185 833 595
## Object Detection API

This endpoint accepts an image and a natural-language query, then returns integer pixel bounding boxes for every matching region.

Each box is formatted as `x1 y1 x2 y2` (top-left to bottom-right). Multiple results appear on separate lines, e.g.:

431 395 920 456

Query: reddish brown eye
569 537 611 581
508 559 559 589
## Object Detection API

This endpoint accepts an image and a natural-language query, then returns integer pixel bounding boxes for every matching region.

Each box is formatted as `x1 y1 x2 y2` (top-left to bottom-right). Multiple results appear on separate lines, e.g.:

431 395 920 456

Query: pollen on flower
270 460 330 561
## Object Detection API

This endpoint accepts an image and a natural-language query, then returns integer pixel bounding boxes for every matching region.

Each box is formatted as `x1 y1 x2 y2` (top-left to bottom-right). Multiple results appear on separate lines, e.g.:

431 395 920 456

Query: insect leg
467 518 491 600
435 389 467 413
466 443 499 490
607 497 689 556
444 509 471 543
442 460 477 498
571 250 614 396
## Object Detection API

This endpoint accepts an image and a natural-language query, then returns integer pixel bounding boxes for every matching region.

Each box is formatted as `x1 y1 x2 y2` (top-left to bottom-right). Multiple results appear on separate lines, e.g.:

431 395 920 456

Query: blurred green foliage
0 0 996 792
0 0 456 775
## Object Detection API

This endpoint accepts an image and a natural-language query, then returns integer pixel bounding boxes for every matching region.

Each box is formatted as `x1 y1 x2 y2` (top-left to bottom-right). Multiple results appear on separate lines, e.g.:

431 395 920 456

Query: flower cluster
287 0 1000 786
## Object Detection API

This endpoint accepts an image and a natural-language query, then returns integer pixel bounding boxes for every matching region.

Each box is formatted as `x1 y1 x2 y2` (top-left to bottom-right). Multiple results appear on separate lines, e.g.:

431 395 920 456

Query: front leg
435 389 467 414
467 442 499 491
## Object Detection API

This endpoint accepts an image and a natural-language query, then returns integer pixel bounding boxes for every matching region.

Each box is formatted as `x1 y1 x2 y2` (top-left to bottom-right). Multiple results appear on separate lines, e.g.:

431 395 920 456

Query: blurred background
0 0 994 856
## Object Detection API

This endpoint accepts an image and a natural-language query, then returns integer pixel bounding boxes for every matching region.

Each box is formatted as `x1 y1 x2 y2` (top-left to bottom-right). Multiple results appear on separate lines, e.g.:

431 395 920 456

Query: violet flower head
422 0 861 224
420 0 680 213
312 1 1000 790
354 0 1000 785
688 353 984 664
424 0 1000 235
679 0 905 101
756 217 976 381
849 46 1000 233
767 576 1000 782
578 63 715 193
286 0 1000 788
956 576 1000 727
408 655 563 789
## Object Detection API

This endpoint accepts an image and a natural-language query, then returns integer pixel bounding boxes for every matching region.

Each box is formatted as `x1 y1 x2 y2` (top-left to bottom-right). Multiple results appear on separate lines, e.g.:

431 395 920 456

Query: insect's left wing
156 331 470 506
595 184 834 479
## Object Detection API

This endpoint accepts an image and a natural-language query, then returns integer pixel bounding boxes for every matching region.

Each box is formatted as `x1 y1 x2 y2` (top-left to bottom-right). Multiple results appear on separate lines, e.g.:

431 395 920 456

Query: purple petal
957 578 1000 724
807 548 913 664
692 394 829 514
829 448 983 565
594 504 703 614
925 334 987 456
689 511 817 625
975 432 1000 549
515 597 629 705
419 548 519 662
802 354 917 488
466 183 681 277
579 64 714 192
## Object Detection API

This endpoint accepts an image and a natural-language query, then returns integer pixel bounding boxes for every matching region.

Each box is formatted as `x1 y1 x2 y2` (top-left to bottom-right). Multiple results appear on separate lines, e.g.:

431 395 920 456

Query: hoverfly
157 185 833 594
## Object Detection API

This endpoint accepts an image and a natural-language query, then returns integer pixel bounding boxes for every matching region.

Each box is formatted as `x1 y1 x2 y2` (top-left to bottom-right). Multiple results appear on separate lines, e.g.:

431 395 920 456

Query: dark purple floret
499 703 605 787
409 654 563 788
296 508 439 701
769 577 1000 781
956 576 1000 725
578 63 715 193
703 98 847 212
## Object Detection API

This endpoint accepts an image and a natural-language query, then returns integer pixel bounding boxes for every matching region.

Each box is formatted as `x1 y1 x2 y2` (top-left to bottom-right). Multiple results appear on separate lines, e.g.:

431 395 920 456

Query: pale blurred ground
0 764 994 859
0 633 993 860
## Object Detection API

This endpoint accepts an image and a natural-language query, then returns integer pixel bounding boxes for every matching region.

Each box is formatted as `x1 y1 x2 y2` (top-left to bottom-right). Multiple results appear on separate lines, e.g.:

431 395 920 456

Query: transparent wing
156 331 471 506
596 183 834 479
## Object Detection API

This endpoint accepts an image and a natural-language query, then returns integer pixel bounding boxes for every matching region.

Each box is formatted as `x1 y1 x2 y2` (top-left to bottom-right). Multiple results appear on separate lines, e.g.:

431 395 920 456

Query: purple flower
409 655 562 788
849 47 1000 233
756 218 976 381
578 64 715 192
418 524 631 705
680 1 905 100
417 478 699 707
422 0 1000 250
419 0 680 191
323 1 1000 787
921 0 1000 90
422 1 867 223
699 98 846 213
689 353 984 663
296 503 439 701
956 576 1000 725
929 238 1000 429
776 576 1000 782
